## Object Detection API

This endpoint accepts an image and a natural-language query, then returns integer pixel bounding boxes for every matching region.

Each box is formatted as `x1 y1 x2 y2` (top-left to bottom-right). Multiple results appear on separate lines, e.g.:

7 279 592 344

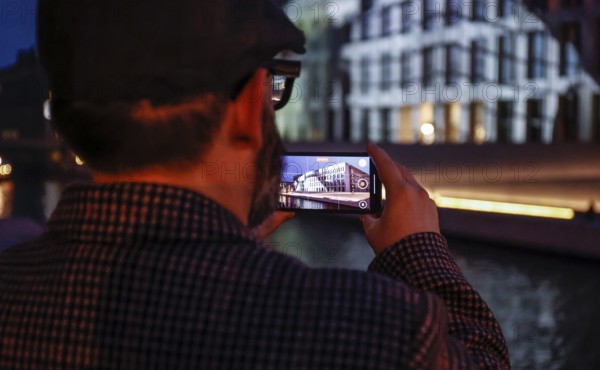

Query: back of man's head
36 0 305 172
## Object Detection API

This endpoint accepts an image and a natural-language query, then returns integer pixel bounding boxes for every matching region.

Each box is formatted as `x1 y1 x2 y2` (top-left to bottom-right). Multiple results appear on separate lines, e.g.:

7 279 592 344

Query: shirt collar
46 182 257 245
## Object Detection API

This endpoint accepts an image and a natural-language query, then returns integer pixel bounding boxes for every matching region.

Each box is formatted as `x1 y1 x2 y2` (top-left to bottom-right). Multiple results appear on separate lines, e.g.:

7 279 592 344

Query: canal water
279 194 357 211
267 213 600 370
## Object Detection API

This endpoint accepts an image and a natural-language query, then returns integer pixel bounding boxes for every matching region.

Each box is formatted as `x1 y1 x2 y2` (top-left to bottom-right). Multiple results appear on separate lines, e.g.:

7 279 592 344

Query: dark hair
51 95 228 174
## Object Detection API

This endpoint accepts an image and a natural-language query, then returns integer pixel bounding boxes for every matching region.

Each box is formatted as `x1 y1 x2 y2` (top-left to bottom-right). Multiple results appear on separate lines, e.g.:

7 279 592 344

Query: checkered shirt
0 182 510 369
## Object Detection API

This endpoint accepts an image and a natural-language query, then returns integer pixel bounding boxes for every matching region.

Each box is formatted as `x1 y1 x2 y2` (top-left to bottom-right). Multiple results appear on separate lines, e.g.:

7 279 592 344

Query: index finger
367 143 409 198
395 163 420 186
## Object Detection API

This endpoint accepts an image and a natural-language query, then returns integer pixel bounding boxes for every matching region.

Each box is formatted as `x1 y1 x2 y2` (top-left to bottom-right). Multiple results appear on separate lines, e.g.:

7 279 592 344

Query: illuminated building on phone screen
292 162 369 193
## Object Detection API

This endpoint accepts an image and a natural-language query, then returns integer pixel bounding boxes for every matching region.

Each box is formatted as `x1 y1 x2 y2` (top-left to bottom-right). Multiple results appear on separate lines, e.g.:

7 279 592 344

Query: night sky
281 155 370 183
0 0 37 68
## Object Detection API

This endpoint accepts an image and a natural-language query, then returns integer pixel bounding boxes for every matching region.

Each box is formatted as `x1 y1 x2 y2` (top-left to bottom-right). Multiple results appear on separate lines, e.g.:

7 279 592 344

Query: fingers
368 143 416 197
395 163 419 186
367 142 419 186
367 143 405 198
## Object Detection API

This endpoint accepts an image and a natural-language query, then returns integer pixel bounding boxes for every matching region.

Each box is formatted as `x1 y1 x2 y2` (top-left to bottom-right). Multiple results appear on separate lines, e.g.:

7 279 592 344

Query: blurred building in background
0 49 51 222
342 0 600 144
1 0 599 223
528 0 600 142
0 49 88 222
0 49 49 148
281 0 600 143
276 0 358 141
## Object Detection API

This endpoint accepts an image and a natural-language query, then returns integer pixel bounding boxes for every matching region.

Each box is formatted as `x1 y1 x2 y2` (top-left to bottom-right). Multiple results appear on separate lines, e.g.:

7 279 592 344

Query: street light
0 164 12 176
474 123 487 144
43 99 52 120
420 122 435 145
421 123 435 136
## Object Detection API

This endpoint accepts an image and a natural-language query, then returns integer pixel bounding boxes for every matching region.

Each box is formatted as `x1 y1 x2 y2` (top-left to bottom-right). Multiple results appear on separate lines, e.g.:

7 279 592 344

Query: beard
246 101 285 228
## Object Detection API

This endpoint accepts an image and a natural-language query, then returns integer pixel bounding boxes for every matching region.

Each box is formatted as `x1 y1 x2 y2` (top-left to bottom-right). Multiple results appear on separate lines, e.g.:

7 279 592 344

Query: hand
252 211 295 241
360 143 440 255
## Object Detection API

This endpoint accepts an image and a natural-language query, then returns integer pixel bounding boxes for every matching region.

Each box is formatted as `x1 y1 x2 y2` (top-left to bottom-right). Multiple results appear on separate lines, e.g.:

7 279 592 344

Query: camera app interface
279 155 372 211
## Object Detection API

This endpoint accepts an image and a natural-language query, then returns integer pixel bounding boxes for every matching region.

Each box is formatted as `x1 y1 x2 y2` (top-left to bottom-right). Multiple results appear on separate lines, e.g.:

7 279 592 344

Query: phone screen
278 153 381 213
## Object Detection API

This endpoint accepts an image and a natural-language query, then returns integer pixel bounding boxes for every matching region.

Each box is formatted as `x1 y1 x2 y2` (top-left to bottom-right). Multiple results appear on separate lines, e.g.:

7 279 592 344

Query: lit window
381 108 391 142
422 47 435 88
446 43 461 84
401 1 414 33
423 0 435 30
528 31 547 79
496 101 514 143
446 0 461 25
361 13 370 40
498 0 515 18
472 0 486 21
498 33 516 83
381 54 392 91
560 22 580 77
526 99 544 142
381 6 392 36
400 52 413 87
471 38 486 83
361 110 370 141
360 57 371 93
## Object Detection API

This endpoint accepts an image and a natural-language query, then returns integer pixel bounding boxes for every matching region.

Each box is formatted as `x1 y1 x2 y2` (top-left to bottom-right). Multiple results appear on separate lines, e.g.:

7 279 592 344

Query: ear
224 69 268 150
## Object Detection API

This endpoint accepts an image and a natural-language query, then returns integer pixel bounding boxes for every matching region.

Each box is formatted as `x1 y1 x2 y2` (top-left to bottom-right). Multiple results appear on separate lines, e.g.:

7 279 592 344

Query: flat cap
37 0 305 103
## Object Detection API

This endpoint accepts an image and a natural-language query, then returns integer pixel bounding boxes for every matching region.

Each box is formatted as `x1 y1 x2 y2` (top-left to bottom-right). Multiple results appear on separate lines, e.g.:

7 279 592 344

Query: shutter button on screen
357 179 369 190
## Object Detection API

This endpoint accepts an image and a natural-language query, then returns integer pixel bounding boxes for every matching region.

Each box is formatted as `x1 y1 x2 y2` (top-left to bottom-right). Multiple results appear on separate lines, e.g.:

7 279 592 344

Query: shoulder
236 239 432 307
244 243 446 368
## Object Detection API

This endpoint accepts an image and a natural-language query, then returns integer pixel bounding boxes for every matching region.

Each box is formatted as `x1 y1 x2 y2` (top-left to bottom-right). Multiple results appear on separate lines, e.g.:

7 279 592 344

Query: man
0 0 510 368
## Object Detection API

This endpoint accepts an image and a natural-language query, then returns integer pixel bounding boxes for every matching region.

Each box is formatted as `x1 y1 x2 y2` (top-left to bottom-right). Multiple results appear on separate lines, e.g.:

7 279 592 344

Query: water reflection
278 195 357 211
267 214 600 370
453 250 565 369
0 181 14 218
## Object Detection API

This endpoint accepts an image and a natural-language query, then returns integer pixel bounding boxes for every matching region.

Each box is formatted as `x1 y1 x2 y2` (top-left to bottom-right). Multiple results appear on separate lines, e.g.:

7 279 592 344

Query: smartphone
278 152 382 214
